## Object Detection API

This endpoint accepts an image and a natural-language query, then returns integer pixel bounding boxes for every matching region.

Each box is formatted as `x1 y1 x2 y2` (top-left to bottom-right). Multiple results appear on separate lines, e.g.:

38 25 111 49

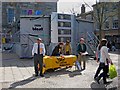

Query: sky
57 0 96 14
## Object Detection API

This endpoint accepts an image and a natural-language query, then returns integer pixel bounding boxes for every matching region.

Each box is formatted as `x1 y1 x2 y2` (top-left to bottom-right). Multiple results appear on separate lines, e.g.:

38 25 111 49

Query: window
104 4 109 12
64 14 71 20
58 14 71 20
58 21 71 27
112 20 118 29
104 21 109 29
7 8 14 24
112 3 118 10
58 29 71 35
96 8 100 14
58 37 71 42
58 37 64 42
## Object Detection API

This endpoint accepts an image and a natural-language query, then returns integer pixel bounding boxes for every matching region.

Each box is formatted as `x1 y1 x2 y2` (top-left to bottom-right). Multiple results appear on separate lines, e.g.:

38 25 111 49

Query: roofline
76 18 94 23
79 11 93 16
20 15 50 18
52 12 75 16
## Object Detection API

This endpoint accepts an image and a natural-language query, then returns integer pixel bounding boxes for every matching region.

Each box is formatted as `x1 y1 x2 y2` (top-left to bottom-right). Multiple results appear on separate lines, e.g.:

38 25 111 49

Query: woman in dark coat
51 43 63 56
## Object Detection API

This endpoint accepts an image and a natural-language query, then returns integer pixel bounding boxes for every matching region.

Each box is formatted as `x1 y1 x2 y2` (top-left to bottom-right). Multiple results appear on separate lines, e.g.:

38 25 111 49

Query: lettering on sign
32 24 43 31
56 57 70 66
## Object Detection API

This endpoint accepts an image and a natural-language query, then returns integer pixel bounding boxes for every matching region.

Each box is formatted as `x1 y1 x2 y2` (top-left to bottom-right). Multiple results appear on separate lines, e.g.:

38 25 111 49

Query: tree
69 7 78 15
84 1 118 40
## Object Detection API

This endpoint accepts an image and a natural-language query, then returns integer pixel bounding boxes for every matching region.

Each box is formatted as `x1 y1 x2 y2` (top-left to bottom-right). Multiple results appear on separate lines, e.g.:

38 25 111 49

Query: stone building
93 2 120 48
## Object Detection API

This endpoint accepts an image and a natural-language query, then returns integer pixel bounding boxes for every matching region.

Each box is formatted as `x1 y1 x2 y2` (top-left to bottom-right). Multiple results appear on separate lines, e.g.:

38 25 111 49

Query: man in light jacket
32 38 45 77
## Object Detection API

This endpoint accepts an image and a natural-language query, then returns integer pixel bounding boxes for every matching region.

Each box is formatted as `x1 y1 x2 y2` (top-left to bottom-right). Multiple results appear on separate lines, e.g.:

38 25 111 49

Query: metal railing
86 32 99 56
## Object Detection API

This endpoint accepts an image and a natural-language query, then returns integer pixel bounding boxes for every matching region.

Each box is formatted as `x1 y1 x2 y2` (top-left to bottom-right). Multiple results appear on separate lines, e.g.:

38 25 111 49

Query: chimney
81 4 85 14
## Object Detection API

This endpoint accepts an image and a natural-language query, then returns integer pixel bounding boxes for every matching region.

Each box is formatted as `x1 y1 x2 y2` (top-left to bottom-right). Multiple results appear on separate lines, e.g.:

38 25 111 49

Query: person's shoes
35 74 38 77
40 74 44 77
94 77 96 81
94 77 100 84
83 68 85 70
104 81 112 85
82 67 85 70
104 82 109 84
106 74 109 78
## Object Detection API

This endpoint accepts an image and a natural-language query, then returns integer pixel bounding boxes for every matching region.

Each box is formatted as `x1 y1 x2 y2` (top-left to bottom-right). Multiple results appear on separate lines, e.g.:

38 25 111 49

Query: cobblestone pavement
0 51 119 89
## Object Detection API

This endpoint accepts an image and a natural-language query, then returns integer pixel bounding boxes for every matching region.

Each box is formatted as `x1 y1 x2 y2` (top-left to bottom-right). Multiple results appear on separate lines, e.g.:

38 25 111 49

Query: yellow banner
42 55 77 73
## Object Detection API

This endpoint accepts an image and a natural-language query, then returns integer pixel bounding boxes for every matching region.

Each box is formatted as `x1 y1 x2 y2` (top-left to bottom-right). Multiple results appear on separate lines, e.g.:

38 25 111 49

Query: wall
20 16 50 44
74 19 94 55
18 15 50 58
51 12 58 43
51 12 95 55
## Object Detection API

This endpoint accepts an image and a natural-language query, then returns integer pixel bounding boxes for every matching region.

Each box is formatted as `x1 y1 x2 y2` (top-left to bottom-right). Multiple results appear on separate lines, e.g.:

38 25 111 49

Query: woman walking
94 39 113 84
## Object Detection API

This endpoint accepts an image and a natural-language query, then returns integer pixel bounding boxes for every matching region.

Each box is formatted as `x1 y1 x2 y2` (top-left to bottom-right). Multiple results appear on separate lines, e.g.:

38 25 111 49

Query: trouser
94 63 108 83
34 54 43 75
78 54 86 69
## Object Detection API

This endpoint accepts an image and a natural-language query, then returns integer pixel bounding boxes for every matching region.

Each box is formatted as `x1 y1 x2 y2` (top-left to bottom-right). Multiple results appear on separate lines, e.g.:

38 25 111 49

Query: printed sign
32 24 43 31
56 57 70 66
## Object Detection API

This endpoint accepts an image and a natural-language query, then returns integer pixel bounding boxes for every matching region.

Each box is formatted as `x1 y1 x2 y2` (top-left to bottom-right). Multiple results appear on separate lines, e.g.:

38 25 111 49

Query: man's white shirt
32 43 46 56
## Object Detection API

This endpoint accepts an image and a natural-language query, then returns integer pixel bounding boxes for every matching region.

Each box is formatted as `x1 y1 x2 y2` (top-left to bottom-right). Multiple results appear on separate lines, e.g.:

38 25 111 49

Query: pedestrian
107 41 111 51
111 41 116 51
77 38 87 70
94 39 113 84
95 42 101 62
63 40 72 55
32 38 46 77
51 42 63 56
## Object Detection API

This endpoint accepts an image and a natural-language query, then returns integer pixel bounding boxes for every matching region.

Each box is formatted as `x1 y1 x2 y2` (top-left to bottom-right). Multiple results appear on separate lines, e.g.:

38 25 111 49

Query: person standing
32 38 45 77
95 42 101 62
63 40 72 55
94 39 113 84
77 38 87 70
111 41 116 51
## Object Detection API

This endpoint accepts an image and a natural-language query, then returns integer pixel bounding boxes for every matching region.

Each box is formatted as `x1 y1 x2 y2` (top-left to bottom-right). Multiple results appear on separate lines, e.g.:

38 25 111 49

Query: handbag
109 64 117 79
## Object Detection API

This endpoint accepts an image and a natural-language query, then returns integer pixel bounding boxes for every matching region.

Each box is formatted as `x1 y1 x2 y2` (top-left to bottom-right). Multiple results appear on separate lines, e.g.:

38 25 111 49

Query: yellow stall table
42 55 77 74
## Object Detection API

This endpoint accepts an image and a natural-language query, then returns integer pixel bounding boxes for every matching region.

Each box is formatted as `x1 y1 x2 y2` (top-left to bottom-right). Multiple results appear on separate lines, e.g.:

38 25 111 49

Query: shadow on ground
91 81 106 90
90 80 117 90
44 67 83 78
8 76 36 89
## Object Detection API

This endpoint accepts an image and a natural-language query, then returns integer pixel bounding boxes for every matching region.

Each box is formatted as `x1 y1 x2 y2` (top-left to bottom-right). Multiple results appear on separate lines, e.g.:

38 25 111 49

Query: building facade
50 12 76 54
93 2 120 48
51 12 75 43
13 15 50 58
51 12 94 55
77 4 93 21
78 11 93 21
2 2 57 43
0 2 2 50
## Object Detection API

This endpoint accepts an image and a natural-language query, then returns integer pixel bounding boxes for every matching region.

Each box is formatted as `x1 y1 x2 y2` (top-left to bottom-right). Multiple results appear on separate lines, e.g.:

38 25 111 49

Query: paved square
0 51 119 89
